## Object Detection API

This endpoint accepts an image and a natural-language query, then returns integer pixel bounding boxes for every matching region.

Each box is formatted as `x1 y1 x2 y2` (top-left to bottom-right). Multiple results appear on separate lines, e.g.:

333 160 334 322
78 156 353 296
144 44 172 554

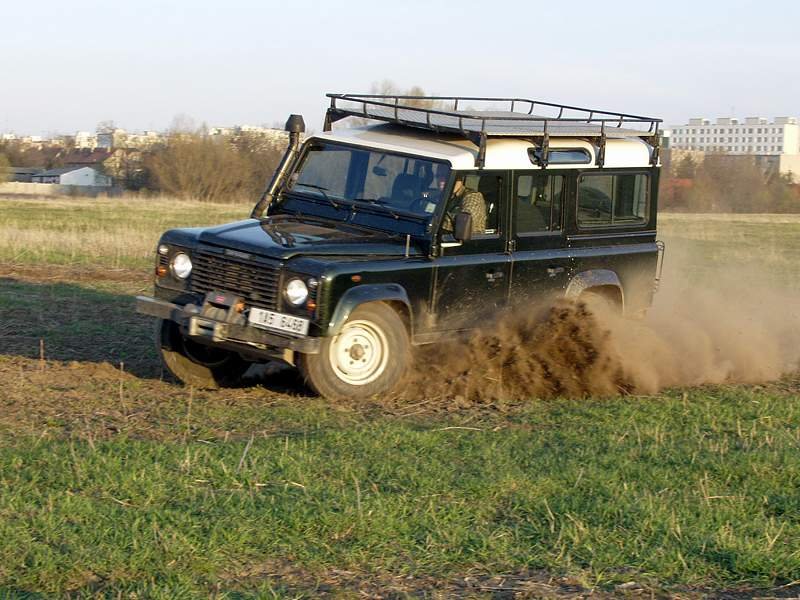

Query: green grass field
1 197 799 598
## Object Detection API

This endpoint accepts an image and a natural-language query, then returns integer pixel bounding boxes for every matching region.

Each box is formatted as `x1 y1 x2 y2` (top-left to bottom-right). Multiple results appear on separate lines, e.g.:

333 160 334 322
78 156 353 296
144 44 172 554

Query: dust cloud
406 239 800 404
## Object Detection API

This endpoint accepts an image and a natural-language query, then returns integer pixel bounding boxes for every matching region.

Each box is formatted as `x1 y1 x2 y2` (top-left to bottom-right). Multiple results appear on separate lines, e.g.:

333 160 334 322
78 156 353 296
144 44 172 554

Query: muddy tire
298 302 410 400
156 319 250 389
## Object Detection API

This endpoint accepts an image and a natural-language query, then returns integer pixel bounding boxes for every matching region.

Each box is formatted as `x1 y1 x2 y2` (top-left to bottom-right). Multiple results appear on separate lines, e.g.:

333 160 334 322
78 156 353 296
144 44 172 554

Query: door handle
547 266 565 277
486 270 505 282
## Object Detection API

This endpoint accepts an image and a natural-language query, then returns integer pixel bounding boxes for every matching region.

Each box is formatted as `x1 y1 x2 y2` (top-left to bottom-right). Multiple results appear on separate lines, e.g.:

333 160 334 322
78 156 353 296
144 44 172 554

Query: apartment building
74 131 98 149
669 117 799 155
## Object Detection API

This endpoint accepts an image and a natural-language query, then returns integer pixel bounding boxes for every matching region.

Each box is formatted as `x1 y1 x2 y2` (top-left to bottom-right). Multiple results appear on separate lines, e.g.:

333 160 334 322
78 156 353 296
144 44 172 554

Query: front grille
190 247 280 310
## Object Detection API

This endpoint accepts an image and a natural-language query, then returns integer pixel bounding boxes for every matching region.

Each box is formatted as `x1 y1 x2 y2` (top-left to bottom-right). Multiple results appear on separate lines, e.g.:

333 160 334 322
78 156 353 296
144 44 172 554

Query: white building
125 130 162 148
669 117 799 155
74 131 98 149
668 117 800 176
209 125 288 144
31 166 112 187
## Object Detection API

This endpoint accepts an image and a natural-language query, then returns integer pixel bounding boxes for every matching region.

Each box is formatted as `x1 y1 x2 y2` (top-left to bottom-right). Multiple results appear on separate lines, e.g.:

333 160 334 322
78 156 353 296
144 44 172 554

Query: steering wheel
408 196 431 214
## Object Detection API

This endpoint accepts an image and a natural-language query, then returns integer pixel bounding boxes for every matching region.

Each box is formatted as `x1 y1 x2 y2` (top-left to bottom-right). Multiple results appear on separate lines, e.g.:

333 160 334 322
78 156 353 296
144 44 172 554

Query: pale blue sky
2 0 799 135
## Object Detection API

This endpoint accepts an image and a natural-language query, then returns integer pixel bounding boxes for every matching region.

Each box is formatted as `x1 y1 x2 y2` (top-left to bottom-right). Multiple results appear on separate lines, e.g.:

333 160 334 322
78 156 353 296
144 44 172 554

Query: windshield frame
272 139 453 235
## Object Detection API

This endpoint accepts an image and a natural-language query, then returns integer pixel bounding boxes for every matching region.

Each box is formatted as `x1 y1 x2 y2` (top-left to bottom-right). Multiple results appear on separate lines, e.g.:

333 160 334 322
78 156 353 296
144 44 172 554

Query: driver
442 178 487 235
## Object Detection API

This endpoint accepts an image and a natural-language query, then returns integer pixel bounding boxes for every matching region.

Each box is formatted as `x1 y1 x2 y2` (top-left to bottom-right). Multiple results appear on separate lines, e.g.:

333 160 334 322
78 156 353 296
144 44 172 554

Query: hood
196 217 422 260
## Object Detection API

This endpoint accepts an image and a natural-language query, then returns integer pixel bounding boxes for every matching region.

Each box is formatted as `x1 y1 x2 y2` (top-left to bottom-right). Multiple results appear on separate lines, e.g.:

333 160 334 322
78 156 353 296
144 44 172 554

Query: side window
443 173 501 236
577 173 649 227
515 174 564 234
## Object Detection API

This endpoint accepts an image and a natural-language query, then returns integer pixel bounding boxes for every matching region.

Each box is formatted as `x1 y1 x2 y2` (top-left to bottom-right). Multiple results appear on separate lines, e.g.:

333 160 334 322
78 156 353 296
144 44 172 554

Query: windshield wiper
293 183 340 209
350 197 401 219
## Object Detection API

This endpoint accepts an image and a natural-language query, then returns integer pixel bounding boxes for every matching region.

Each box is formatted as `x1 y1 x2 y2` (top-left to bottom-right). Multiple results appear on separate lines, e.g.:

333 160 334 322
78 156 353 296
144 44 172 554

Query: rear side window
577 173 649 227
515 174 564 233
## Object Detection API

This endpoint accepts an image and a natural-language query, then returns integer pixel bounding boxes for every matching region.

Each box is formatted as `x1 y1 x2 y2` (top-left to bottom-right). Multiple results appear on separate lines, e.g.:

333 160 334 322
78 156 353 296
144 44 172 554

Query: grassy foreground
1 197 800 597
2 387 800 597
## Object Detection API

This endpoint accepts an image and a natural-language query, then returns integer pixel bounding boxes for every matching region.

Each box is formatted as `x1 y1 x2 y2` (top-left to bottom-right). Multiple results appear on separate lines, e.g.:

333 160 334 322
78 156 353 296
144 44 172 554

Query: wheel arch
326 284 413 337
565 270 625 312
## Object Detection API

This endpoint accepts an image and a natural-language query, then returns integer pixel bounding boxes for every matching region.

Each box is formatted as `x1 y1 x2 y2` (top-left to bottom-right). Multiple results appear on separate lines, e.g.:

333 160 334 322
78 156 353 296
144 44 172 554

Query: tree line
660 153 799 213
144 129 284 202
0 127 286 203
6 80 797 211
1 82 433 202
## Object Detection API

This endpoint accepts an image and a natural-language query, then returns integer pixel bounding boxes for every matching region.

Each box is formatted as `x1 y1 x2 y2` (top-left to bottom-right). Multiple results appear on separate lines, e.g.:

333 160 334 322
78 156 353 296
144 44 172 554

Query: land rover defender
136 94 665 399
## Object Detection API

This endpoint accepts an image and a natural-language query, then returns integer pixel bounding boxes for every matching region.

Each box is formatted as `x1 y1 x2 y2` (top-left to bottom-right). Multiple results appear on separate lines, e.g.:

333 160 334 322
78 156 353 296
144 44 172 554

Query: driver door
430 171 511 331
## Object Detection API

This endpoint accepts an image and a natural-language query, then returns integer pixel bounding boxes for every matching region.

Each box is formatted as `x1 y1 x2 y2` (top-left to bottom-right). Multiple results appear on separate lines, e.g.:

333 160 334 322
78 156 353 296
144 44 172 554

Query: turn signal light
234 300 246 313
307 300 317 312
156 265 168 277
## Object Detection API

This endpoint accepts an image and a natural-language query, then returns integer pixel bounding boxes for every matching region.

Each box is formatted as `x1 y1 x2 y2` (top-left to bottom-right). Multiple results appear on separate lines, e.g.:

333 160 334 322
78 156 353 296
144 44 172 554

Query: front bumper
135 296 321 354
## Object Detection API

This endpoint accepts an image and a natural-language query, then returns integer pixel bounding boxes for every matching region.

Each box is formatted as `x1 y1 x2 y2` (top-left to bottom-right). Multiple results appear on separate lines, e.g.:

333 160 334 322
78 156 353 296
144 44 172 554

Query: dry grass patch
0 195 251 269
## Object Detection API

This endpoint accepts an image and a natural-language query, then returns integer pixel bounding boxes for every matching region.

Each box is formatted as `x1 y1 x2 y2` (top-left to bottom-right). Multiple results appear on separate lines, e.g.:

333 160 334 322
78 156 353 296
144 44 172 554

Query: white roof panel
311 124 654 170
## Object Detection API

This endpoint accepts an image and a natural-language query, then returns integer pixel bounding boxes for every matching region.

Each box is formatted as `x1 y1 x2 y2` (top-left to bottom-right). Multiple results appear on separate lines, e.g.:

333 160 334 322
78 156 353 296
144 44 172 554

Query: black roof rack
323 93 662 168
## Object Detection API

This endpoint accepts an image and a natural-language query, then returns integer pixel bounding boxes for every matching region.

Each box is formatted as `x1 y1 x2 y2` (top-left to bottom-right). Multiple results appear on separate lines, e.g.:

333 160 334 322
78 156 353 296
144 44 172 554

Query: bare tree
342 81 442 128
145 123 285 202
96 120 116 134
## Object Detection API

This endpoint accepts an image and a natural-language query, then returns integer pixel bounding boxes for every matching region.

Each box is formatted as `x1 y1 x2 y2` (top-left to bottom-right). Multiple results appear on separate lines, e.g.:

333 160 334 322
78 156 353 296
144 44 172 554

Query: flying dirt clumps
404 269 800 407
406 300 633 406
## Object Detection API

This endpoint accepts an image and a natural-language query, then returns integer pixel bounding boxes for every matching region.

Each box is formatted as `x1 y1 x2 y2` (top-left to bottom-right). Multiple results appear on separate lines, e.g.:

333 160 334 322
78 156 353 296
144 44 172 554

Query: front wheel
156 319 251 389
298 302 410 400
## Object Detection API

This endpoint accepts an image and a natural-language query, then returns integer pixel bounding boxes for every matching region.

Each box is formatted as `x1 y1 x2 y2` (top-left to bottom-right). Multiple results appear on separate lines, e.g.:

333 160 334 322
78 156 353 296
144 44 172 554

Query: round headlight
171 252 192 279
285 278 308 305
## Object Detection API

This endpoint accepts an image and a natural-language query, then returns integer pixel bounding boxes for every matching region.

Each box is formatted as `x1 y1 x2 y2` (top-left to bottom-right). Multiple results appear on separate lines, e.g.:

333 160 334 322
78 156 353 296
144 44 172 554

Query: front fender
565 269 624 307
325 284 411 337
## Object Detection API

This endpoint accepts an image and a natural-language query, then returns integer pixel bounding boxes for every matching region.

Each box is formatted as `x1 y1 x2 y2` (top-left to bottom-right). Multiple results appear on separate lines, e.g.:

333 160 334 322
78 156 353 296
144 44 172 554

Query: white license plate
248 307 309 336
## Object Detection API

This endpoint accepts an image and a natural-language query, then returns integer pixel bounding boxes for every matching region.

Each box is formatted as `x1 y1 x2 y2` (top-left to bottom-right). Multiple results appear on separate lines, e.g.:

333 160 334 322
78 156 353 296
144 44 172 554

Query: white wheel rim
328 319 389 386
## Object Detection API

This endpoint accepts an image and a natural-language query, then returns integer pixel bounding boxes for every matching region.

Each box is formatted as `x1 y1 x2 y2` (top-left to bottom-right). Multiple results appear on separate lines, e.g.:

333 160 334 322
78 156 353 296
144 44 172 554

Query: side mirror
454 212 473 242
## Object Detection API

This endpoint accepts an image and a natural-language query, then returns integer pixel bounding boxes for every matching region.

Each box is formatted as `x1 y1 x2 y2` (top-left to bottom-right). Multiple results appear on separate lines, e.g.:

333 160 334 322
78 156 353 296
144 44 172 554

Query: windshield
284 142 451 223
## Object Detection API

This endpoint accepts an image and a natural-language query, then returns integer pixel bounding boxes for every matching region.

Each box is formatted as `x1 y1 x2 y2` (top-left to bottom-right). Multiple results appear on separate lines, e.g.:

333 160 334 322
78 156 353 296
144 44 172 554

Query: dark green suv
136 94 665 399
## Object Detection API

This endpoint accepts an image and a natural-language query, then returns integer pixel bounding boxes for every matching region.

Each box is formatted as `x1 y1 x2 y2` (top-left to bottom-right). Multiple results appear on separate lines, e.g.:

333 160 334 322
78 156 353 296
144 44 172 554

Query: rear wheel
579 288 622 316
156 319 250 389
298 302 410 400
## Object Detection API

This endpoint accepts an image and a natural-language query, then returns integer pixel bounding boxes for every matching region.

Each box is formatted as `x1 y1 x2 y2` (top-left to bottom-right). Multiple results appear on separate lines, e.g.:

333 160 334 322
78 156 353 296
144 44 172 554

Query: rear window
577 173 649 227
